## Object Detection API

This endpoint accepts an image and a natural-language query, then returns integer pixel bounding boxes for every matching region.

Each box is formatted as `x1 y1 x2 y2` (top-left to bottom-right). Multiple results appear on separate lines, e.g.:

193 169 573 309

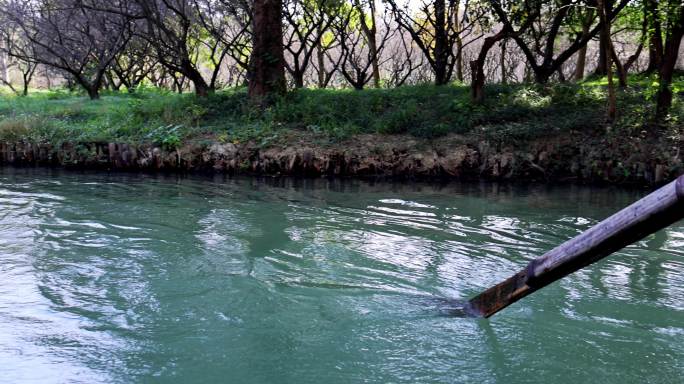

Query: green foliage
0 76 681 146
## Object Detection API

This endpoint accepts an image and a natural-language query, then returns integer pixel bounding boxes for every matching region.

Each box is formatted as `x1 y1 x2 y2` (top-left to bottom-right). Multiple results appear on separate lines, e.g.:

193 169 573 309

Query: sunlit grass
0 75 681 146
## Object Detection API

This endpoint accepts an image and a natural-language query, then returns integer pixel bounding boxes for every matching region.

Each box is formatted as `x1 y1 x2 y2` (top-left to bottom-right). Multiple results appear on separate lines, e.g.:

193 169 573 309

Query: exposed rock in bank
1 130 682 185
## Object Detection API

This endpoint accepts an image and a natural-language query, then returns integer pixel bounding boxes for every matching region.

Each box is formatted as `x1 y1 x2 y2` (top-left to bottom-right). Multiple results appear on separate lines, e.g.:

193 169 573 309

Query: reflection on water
1 168 683 383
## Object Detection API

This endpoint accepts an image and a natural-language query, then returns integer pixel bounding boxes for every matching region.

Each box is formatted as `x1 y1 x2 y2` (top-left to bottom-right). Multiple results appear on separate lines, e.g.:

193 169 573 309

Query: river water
1 168 683 383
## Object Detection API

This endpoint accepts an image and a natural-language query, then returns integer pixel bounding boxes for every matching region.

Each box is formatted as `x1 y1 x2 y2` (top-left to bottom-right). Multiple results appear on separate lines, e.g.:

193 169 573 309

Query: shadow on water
439 301 481 318
420 296 481 318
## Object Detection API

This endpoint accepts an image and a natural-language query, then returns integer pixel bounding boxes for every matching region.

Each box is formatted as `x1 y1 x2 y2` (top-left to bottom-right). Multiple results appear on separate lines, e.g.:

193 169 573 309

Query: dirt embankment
1 130 682 185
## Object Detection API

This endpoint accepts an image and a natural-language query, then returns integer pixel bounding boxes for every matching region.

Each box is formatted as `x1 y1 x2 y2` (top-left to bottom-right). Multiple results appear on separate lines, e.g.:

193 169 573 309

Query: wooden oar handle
468 174 684 318
525 175 684 287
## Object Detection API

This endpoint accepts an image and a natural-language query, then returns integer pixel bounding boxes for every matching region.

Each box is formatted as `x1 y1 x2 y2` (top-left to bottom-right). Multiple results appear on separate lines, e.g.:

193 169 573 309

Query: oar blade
467 270 532 318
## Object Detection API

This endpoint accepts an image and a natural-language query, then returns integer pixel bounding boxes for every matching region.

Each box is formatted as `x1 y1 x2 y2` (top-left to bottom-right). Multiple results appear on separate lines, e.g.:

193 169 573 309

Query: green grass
0 74 682 148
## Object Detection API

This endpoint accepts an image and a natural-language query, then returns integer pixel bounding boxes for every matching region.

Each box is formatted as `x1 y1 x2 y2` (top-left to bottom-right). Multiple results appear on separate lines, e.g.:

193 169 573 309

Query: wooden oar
467 174 684 318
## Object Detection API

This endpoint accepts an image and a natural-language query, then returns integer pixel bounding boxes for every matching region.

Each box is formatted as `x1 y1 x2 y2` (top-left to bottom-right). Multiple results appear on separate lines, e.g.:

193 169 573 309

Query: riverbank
1 78 682 185
1 128 682 185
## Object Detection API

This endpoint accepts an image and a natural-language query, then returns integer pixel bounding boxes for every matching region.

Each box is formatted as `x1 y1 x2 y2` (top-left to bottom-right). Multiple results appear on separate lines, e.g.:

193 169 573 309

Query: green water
1 168 683 383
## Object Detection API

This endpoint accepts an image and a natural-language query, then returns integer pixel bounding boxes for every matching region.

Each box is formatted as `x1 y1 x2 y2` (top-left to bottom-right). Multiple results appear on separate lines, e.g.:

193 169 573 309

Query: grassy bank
0 75 682 149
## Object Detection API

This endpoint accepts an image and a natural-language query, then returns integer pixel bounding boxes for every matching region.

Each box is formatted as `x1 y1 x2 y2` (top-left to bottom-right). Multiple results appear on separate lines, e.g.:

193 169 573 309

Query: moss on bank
1 128 682 185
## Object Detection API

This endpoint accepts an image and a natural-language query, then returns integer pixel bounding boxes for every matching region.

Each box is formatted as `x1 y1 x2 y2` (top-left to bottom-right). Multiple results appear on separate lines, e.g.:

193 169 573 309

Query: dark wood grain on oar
468 175 684 318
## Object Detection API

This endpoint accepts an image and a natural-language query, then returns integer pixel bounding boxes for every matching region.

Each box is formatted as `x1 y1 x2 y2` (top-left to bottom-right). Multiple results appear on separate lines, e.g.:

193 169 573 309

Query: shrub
0 77 675 145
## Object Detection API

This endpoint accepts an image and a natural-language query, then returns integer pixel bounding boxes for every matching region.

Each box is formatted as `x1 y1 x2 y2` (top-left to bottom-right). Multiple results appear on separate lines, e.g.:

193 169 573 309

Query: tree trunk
73 73 102 100
470 61 485 103
454 0 463 82
368 37 380 88
44 68 52 90
599 0 616 122
593 37 608 76
455 38 463 82
316 26 326 88
500 39 507 84
293 71 304 88
354 0 380 88
433 0 448 85
623 44 643 74
574 8 595 81
609 43 627 87
108 71 122 92
171 74 185 94
557 67 566 83
87 87 100 100
181 59 210 97
655 6 684 121
21 72 29 96
644 0 663 73
193 78 210 97
574 45 588 81
368 1 380 88
656 60 676 120
249 0 287 103
471 31 507 103
0 51 8 86
534 67 552 84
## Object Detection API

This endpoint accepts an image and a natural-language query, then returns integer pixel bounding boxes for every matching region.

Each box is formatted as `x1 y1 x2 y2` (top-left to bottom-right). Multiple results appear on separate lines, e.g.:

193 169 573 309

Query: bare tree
194 0 252 87
312 28 344 88
384 27 427 87
311 1 346 88
110 36 158 93
470 1 539 103
493 0 631 84
332 3 393 89
83 0 222 96
1 0 130 99
609 14 646 87
352 0 381 87
133 0 214 96
0 32 38 95
282 0 338 88
387 0 482 85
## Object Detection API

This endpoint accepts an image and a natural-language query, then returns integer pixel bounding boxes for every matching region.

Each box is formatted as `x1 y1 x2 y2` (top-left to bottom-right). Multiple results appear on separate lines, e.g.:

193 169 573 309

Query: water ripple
1 169 683 383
